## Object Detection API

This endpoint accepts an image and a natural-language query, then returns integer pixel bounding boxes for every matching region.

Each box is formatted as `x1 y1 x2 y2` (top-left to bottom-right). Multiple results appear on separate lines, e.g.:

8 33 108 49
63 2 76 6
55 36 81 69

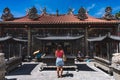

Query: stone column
84 27 89 57
0 53 6 80
27 26 32 61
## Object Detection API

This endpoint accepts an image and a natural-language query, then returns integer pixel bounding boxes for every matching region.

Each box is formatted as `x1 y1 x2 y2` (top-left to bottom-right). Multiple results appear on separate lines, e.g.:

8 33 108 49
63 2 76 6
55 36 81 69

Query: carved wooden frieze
28 6 39 20
78 7 88 20
1 7 14 21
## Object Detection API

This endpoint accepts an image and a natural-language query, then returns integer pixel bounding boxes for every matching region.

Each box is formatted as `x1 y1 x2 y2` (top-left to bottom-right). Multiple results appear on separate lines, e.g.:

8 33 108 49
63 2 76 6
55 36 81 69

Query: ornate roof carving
28 6 39 20
78 7 88 20
115 11 120 20
0 7 119 24
56 9 59 16
1 7 14 21
103 6 115 20
42 7 47 14
67 8 74 15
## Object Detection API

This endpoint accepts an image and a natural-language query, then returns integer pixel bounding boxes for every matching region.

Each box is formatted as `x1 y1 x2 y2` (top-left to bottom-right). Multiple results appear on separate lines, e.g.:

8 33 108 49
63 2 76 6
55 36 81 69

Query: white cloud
87 4 96 12
94 8 105 17
113 6 120 12
34 4 56 14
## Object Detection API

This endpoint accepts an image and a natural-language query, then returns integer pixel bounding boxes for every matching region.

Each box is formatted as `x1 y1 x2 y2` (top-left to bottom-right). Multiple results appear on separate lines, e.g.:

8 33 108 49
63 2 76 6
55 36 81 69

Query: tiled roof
0 14 120 24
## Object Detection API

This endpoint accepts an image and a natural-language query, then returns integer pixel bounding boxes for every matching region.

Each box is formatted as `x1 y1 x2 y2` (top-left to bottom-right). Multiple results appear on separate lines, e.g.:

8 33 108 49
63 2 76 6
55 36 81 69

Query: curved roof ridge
86 14 104 21
1 13 120 24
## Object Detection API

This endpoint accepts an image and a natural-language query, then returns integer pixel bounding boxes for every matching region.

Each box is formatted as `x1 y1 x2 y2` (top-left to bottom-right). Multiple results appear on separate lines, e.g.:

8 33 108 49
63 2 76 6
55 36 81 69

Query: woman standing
55 45 64 78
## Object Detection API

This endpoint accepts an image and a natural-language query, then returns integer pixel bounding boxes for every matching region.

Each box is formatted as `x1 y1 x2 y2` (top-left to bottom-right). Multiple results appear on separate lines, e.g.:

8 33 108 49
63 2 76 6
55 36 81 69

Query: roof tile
1 14 120 24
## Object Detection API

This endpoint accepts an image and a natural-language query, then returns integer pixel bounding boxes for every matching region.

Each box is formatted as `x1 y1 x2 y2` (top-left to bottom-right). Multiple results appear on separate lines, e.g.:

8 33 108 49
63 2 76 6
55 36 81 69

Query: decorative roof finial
28 6 39 20
1 7 14 21
68 8 74 15
103 6 115 20
42 7 47 14
26 8 29 15
56 9 59 16
78 7 88 20
115 11 120 20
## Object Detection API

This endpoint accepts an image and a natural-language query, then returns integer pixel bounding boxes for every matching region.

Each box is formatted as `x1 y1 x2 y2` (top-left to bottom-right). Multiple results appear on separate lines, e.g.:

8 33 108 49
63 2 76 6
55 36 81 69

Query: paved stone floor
5 62 115 80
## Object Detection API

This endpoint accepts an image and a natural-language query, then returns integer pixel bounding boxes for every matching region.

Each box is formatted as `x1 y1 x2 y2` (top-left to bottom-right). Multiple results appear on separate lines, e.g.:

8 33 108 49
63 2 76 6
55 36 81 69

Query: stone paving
5 62 115 80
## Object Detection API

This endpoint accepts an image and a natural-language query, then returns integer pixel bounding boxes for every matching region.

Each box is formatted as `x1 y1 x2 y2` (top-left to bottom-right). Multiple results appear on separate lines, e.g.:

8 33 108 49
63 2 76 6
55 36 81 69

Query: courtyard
5 62 114 80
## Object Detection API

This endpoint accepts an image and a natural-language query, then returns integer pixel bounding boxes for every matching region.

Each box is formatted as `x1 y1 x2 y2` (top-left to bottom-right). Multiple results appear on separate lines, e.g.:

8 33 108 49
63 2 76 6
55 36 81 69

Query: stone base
0 71 5 80
113 72 120 80
113 67 120 80
0 53 5 80
94 57 112 74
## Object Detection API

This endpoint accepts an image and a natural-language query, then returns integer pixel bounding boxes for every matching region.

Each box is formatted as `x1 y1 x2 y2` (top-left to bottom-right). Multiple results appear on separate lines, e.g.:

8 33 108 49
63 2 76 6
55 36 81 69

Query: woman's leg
57 67 60 77
60 67 63 77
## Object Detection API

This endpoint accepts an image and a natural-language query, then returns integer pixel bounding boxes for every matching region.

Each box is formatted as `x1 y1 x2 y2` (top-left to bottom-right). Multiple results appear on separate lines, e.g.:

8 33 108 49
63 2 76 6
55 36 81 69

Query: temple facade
0 6 120 61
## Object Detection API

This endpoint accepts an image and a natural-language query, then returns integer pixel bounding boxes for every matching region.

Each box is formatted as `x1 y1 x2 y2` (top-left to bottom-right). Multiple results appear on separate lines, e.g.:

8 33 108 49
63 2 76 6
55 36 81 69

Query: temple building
0 6 120 66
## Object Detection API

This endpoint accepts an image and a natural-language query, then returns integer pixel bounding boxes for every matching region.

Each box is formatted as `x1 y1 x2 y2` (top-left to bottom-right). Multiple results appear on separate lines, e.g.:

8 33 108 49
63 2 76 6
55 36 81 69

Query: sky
0 0 120 18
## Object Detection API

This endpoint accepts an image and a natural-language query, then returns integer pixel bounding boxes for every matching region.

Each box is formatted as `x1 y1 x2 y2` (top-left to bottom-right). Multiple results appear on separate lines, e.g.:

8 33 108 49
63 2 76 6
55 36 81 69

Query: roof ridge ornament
28 6 39 20
67 8 74 15
103 6 115 20
1 7 14 21
41 7 47 15
78 7 88 20
56 9 59 16
115 11 120 20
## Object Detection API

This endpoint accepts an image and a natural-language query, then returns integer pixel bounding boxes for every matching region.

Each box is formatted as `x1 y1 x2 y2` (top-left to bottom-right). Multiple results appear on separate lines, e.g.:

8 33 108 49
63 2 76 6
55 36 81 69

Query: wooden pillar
42 41 45 53
27 26 32 59
100 42 102 58
8 44 10 61
106 42 110 61
116 42 119 53
0 27 4 36
19 44 22 57
0 27 4 53
84 27 88 57
70 42 72 54
117 24 120 36
118 42 120 53
71 41 74 55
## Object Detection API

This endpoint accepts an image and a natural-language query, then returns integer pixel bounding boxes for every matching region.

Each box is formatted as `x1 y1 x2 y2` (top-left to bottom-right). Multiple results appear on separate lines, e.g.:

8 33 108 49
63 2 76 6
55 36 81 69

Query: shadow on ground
6 63 38 75
62 71 74 77
42 63 96 72
43 68 75 71
76 63 96 71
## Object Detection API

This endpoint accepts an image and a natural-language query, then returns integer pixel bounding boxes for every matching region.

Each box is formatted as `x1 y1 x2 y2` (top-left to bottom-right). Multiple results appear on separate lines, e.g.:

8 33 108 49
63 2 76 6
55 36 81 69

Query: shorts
56 57 64 67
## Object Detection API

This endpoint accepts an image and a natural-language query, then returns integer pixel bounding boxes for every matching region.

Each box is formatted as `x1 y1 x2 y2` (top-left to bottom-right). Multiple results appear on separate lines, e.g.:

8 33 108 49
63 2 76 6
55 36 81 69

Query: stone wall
0 53 6 80
112 53 120 65
112 53 120 80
